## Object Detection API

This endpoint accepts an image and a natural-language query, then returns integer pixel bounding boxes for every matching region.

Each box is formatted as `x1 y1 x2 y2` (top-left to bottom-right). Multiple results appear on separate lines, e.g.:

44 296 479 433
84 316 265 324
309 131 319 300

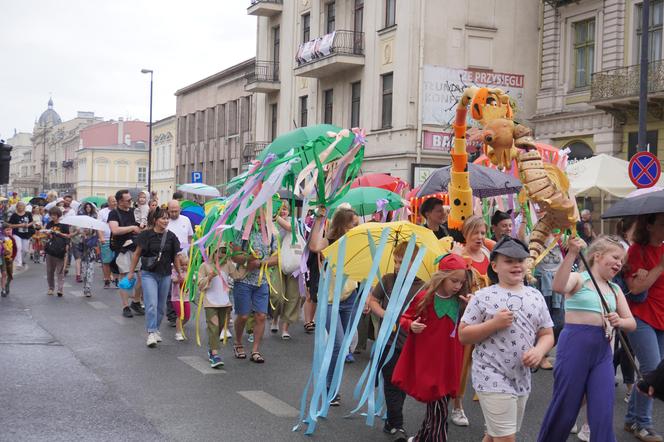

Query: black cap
491 209 512 226
489 236 530 261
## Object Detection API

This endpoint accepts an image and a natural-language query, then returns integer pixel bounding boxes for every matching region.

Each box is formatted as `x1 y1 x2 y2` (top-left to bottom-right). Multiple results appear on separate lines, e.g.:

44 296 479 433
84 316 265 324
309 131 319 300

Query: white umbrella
59 215 110 234
177 183 221 197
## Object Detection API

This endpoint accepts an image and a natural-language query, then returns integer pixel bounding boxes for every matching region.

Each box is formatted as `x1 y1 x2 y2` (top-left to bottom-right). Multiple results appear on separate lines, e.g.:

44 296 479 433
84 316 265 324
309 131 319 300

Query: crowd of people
1 187 663 442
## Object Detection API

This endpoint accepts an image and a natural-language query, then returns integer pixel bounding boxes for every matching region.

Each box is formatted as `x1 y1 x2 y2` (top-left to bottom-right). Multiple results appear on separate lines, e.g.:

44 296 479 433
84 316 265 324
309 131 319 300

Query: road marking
87 301 108 310
237 390 299 418
178 356 226 374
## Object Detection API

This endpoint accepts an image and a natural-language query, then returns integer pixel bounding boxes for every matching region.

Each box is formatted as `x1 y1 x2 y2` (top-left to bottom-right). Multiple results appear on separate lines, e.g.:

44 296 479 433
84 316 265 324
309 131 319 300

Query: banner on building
422 65 525 127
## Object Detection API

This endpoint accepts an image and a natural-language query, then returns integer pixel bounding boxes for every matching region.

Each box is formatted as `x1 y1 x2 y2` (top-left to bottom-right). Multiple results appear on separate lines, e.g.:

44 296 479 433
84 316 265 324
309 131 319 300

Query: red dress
392 291 464 403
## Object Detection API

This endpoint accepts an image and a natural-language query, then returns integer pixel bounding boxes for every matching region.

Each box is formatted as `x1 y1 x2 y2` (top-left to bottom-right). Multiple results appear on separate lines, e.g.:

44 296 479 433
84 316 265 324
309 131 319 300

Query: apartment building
247 0 541 185
151 115 177 203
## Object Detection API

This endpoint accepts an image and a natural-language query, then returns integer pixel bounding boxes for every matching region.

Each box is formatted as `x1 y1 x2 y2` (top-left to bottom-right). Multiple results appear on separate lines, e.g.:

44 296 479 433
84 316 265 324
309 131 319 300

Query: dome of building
37 97 62 126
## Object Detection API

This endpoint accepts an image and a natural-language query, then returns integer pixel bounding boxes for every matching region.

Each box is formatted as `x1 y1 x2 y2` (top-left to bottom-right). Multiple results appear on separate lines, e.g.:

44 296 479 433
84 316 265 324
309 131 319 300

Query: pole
638 0 650 153
42 125 46 192
148 72 153 193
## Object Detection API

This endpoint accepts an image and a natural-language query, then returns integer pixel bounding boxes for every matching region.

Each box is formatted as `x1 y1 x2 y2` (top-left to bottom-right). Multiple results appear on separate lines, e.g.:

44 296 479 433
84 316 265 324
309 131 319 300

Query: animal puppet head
469 87 513 126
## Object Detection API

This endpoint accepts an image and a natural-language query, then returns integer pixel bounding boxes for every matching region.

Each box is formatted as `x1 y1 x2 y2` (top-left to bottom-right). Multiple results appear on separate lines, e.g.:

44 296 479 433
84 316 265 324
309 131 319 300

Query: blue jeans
625 317 664 429
142 271 171 333
325 290 359 389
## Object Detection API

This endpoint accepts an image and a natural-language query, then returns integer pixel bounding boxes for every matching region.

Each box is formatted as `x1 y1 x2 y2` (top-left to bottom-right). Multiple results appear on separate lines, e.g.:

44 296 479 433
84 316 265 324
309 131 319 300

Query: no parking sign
629 152 661 189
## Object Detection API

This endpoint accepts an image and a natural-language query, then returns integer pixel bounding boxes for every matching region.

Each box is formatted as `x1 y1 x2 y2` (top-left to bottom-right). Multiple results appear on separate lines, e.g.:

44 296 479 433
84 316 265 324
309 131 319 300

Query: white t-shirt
98 207 112 240
167 216 193 252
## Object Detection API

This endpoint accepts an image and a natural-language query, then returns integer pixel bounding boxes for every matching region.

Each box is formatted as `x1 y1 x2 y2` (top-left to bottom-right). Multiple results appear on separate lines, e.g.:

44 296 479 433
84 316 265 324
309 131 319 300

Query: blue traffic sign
191 171 202 183
629 152 661 189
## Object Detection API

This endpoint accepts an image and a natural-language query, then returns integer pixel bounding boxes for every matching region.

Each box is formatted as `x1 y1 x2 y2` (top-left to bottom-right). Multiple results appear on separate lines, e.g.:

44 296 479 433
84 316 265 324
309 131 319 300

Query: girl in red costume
392 253 473 442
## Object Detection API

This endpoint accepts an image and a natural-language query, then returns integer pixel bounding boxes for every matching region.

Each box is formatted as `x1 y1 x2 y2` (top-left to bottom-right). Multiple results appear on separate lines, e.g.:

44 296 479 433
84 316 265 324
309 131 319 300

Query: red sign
423 131 453 151
629 151 661 188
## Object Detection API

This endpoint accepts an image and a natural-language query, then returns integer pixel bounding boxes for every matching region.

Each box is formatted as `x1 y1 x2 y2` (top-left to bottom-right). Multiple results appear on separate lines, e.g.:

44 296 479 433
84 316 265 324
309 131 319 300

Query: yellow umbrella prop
322 221 446 282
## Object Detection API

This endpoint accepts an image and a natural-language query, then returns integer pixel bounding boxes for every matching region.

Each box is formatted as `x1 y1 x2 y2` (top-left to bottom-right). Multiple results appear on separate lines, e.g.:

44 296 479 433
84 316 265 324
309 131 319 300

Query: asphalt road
1 262 662 441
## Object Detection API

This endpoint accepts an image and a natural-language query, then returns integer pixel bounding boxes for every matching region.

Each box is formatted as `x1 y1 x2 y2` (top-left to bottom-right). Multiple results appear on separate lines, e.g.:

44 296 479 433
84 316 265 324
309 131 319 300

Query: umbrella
601 189 664 219
328 187 404 217
29 197 46 206
82 196 106 207
204 198 226 214
182 206 205 226
417 163 523 199
626 186 663 198
180 199 199 210
178 183 221 198
277 189 303 207
59 215 110 233
565 154 653 198
351 173 411 193
21 196 31 203
257 124 350 162
321 221 446 282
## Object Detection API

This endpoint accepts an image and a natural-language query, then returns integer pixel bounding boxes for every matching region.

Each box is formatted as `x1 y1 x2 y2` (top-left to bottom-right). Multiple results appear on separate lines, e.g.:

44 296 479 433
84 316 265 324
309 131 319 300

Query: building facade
532 0 664 164
151 115 177 204
6 131 33 196
248 0 541 185
75 119 149 200
174 58 256 189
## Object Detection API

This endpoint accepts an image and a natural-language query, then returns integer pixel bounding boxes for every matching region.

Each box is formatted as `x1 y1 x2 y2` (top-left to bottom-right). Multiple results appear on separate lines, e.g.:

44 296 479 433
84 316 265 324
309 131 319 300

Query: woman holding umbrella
624 213 664 441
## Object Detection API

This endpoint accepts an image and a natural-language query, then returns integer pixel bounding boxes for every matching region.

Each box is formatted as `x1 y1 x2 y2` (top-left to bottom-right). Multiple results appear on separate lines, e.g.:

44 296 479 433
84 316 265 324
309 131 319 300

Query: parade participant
30 206 44 263
624 213 664 442
490 210 512 242
43 207 71 297
459 236 554 442
171 253 190 341
420 197 449 239
167 200 193 257
198 248 233 368
148 199 158 213
577 209 596 245
230 221 278 363
392 253 470 442
8 201 34 268
366 242 424 439
108 190 145 318
270 200 301 340
538 236 636 442
1 224 17 297
62 194 75 217
135 191 149 230
127 207 182 348
98 196 119 289
309 205 360 405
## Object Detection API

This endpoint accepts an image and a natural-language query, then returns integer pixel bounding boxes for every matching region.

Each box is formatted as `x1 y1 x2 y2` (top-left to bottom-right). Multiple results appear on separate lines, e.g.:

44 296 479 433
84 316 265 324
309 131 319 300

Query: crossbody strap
156 230 168 261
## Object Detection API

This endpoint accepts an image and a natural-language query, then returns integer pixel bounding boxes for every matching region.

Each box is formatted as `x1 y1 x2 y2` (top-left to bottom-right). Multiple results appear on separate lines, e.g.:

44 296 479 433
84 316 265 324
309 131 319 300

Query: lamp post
141 68 153 192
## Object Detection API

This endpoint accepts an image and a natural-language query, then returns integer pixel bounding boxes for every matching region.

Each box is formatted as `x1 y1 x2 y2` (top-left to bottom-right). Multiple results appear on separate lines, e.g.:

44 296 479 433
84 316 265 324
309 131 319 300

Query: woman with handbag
538 235 636 442
128 207 183 348
624 213 664 442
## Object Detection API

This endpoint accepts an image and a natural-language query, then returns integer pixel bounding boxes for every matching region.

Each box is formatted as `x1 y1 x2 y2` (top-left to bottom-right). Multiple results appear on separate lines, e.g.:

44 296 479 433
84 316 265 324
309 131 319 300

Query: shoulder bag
141 231 168 272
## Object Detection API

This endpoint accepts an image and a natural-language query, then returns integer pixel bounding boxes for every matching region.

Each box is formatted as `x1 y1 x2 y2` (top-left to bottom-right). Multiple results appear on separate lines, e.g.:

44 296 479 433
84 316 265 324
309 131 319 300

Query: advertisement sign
423 131 454 152
411 163 444 188
422 65 526 127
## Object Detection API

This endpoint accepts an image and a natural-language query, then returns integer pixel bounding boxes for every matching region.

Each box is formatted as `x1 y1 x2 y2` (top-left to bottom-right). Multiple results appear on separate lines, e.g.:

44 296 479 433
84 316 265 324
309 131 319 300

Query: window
354 0 364 33
628 130 658 159
272 26 280 63
138 166 147 184
381 73 393 128
351 81 361 127
217 104 226 138
573 18 595 88
270 103 278 141
636 0 664 62
241 96 251 133
300 96 308 128
323 89 334 124
385 0 396 27
326 2 336 34
302 13 311 43
228 100 238 135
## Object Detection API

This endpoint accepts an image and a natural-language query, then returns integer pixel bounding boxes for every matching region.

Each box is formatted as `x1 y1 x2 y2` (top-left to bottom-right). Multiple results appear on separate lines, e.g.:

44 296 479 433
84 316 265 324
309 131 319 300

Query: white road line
178 356 226 374
236 390 299 418
87 301 108 310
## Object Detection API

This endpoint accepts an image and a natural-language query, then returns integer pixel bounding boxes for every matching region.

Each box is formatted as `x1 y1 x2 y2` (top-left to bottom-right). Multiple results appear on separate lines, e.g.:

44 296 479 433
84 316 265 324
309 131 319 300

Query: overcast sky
0 0 256 140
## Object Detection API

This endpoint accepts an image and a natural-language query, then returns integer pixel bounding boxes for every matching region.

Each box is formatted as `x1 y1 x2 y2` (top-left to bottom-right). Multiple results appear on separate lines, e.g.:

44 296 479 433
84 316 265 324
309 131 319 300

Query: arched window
563 140 594 161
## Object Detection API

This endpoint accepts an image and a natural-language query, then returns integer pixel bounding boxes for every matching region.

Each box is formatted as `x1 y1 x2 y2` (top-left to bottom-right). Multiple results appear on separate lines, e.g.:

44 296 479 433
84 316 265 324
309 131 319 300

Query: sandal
250 352 265 363
233 343 247 359
304 321 316 334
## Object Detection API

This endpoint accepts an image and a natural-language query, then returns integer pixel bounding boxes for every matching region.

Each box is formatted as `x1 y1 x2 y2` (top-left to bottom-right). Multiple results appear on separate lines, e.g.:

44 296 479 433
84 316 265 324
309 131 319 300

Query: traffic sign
629 152 661 189
191 171 202 183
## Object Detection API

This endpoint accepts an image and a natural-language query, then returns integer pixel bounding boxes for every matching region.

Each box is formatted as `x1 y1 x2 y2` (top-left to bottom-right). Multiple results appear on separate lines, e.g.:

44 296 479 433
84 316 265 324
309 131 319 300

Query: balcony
591 60 664 116
294 30 365 78
245 61 280 93
247 0 282 17
242 141 269 163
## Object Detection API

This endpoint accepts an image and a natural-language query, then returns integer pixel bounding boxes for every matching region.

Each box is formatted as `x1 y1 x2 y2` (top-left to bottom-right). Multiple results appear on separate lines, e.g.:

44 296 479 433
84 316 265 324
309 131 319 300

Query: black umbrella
277 189 303 207
29 197 46 206
417 163 523 199
601 189 664 219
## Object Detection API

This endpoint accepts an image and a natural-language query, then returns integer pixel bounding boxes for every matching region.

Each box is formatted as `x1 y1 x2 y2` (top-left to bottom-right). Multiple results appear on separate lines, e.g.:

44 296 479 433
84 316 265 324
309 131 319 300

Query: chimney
117 119 124 144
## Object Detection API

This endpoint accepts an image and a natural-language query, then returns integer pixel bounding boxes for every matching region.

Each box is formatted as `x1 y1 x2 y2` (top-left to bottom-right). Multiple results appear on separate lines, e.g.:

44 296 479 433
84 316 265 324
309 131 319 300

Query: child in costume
80 228 98 297
392 253 472 442
171 253 190 341
459 237 554 442
0 224 16 297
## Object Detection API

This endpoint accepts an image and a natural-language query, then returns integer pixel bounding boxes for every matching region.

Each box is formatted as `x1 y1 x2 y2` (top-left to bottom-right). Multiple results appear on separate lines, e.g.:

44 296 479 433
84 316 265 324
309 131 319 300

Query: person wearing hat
459 236 554 442
392 253 474 442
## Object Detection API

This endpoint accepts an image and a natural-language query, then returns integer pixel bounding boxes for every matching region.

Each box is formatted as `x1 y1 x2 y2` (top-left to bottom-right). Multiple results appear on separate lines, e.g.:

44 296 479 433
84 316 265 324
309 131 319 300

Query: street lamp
141 68 153 192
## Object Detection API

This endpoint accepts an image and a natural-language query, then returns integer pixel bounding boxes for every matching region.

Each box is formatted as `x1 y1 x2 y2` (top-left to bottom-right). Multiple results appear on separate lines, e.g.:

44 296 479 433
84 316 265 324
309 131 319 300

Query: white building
151 115 177 204
6 131 33 196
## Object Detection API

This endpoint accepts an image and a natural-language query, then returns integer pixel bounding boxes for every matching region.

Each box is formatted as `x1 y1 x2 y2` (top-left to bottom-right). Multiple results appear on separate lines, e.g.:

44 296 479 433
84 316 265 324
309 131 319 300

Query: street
1 263 662 442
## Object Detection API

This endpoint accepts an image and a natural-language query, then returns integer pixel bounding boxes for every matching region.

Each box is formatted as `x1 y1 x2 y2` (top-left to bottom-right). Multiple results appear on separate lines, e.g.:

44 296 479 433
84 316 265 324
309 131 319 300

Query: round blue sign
629 152 661 189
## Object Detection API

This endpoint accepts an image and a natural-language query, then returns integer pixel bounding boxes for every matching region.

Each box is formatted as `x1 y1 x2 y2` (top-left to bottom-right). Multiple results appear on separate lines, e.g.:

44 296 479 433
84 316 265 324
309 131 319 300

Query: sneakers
219 328 232 341
577 423 590 441
57 292 63 297
130 301 145 316
634 427 664 442
122 306 133 318
47 289 54 296
175 332 185 341
146 333 158 348
84 291 92 298
1 289 6 297
450 408 470 427
329 394 341 407
393 429 408 442
113 278 119 288
154 331 163 342
208 352 224 369
104 280 111 289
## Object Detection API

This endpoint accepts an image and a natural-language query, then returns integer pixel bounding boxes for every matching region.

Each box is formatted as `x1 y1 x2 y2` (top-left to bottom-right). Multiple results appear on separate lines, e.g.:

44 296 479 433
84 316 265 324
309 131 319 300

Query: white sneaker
155 331 163 342
450 408 469 427
174 332 185 341
577 423 590 441
146 333 158 348
570 423 578 434
219 329 232 340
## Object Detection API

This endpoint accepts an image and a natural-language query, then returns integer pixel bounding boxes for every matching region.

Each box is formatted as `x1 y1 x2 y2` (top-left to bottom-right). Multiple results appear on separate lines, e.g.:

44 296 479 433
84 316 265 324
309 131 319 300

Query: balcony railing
243 142 269 161
591 60 664 102
295 30 365 67
245 61 279 84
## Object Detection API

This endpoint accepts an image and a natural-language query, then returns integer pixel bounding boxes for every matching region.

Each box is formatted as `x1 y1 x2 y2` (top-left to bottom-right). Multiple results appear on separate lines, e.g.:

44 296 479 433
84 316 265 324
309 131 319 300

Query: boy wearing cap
458 237 554 442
